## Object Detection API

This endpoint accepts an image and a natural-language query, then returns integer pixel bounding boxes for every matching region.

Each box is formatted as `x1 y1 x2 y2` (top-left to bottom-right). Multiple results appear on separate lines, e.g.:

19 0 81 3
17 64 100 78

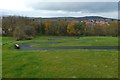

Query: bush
13 26 35 41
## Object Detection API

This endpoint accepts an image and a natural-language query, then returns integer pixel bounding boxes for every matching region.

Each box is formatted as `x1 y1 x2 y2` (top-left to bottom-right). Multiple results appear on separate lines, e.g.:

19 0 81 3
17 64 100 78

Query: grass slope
32 36 118 47
0 37 2 78
2 36 118 78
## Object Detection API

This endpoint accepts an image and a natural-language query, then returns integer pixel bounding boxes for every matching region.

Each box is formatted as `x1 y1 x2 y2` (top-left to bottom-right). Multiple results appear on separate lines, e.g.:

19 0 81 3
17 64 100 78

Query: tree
107 21 118 36
0 27 2 36
57 20 67 36
74 22 86 36
44 20 52 35
67 21 75 35
13 26 35 40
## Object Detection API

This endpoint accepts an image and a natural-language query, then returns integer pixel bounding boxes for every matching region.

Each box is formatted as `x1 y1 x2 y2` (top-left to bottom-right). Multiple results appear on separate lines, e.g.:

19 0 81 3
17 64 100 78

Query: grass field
0 37 2 78
2 36 119 78
32 36 118 48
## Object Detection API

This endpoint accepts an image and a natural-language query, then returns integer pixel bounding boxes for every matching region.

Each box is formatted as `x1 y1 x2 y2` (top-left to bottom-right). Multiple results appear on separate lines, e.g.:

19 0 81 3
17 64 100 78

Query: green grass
2 36 119 78
32 36 118 48
0 36 1 78
2 36 118 46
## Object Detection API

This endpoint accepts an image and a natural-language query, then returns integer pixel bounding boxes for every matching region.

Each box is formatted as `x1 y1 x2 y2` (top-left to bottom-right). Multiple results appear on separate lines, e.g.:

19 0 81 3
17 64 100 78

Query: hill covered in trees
2 16 119 40
37 16 117 21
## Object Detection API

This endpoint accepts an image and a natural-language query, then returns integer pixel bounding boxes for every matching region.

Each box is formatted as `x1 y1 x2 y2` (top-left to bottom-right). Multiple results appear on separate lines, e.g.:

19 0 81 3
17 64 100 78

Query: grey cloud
28 2 118 13
1 9 117 19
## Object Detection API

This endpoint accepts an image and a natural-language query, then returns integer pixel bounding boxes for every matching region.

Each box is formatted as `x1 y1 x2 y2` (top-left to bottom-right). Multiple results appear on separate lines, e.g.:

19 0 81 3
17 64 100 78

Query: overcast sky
0 0 119 19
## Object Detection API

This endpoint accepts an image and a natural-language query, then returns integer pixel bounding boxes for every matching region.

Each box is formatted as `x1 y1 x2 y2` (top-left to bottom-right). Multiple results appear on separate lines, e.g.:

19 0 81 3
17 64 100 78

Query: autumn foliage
2 16 119 40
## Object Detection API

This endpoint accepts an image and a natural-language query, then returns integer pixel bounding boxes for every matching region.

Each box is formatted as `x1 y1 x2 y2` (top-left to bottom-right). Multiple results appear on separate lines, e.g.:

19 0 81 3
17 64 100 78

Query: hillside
32 16 118 22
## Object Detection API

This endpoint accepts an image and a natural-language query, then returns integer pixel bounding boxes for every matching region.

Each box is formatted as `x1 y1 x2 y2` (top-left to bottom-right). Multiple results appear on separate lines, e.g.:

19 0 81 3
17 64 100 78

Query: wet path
20 42 120 50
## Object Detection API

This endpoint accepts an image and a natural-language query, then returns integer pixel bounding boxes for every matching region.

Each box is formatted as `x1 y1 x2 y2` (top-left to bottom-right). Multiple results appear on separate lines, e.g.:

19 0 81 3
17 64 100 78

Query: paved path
19 42 120 50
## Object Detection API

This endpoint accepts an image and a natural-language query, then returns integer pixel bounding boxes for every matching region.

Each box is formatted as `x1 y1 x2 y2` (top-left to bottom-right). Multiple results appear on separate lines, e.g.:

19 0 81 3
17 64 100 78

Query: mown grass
2 36 118 46
30 36 118 48
2 36 119 78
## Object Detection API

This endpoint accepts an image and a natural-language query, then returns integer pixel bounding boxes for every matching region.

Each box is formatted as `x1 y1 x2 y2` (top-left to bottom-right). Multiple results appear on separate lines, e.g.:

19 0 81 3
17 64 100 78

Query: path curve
19 42 120 50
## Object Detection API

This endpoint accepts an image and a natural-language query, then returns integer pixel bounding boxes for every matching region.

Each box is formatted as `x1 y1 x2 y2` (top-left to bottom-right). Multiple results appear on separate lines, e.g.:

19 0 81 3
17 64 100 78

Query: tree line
2 16 119 40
